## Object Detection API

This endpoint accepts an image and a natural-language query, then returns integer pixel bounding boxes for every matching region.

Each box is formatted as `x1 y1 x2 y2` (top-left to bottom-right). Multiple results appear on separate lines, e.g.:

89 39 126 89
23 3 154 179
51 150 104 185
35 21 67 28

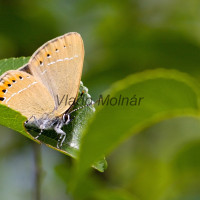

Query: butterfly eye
47 54 51 58
12 80 16 83
40 61 43 65
62 114 67 123
2 89 7 93
19 76 23 80
62 114 70 124
55 49 59 52
7 84 11 87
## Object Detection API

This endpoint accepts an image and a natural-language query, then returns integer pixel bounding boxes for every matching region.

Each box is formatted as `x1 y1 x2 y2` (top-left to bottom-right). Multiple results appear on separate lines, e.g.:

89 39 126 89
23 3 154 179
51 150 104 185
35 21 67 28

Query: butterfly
0 32 84 148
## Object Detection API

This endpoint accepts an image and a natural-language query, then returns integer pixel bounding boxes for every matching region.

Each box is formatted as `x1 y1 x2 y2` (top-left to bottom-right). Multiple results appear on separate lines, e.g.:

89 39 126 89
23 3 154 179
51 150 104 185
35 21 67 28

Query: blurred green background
1 0 200 199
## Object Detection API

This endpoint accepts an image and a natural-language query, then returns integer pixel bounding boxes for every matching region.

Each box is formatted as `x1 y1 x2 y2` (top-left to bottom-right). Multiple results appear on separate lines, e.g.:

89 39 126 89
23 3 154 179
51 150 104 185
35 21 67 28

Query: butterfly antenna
71 90 85 107
68 98 99 115
77 90 85 102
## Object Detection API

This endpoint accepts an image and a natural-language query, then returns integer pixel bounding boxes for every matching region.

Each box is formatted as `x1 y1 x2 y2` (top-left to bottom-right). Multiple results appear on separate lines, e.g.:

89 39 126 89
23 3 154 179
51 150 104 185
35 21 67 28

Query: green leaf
0 57 30 73
0 57 106 172
93 189 140 200
72 69 200 191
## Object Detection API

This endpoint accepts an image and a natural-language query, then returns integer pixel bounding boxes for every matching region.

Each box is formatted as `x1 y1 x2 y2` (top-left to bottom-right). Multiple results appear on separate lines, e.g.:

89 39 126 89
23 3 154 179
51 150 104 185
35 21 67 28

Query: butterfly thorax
27 111 70 148
28 113 61 130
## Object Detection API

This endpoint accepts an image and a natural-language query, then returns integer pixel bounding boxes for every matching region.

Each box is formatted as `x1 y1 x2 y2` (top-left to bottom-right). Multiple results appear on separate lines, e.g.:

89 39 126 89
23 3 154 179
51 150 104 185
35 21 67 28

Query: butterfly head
62 113 71 125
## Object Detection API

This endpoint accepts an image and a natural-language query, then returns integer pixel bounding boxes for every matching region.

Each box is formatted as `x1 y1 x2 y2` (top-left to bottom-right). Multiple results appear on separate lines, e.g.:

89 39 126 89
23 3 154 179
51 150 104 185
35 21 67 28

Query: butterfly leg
24 116 43 140
54 123 66 149
24 115 35 124
25 115 40 127
35 129 43 139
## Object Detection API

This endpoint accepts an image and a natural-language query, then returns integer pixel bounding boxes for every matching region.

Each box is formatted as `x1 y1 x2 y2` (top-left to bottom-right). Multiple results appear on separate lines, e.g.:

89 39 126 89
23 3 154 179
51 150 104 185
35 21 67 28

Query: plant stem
33 143 42 200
